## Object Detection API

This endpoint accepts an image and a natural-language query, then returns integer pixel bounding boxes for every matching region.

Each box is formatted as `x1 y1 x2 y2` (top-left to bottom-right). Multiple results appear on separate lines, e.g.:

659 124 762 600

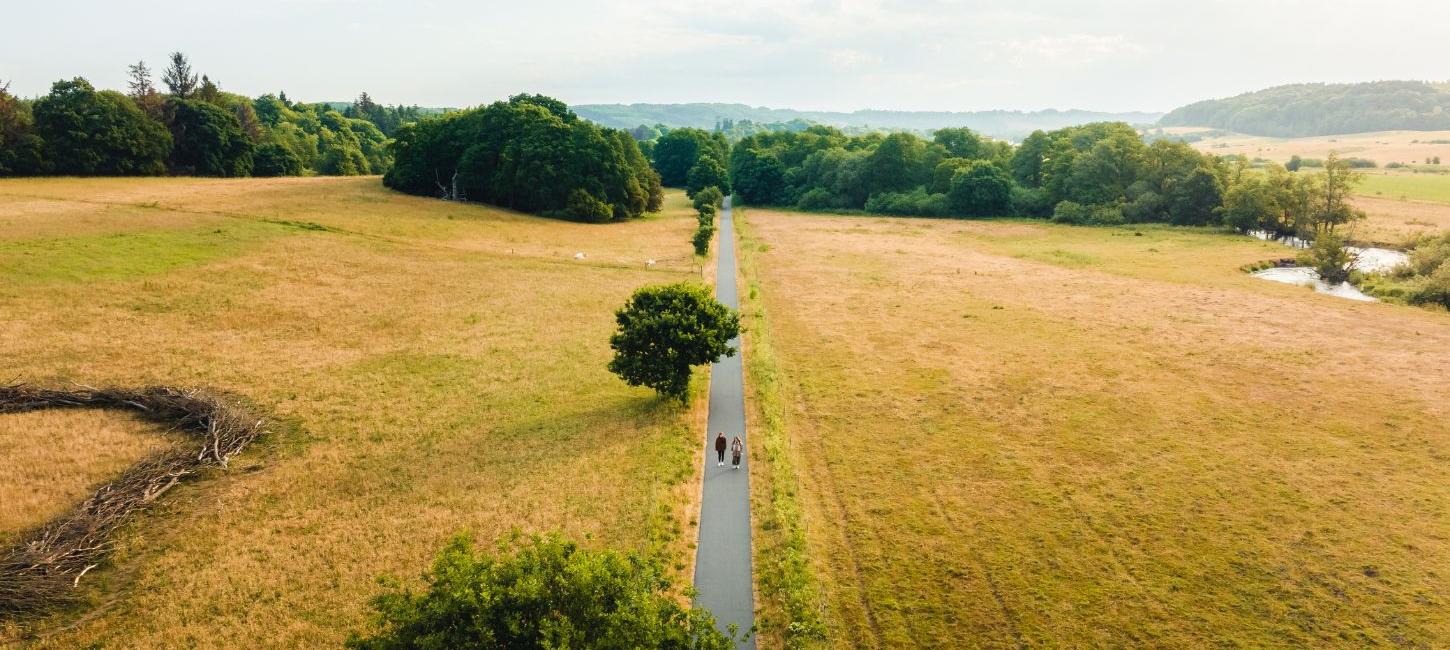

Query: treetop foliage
347 533 734 650
1159 81 1450 137
608 282 739 399
652 128 730 188
1 53 404 180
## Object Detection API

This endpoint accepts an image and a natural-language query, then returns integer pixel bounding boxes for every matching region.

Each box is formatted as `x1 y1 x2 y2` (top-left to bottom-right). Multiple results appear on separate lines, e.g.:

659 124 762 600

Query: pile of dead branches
0 384 268 615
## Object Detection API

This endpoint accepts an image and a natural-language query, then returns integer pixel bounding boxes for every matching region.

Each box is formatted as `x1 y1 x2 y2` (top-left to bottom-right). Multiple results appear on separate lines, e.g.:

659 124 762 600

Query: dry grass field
0 411 177 547
1165 127 1450 245
0 177 705 647
1173 127 1450 167
1351 195 1450 245
738 208 1450 647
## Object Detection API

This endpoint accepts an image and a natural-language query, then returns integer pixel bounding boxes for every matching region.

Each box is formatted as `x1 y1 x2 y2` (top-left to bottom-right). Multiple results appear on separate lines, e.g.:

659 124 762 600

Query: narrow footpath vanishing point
694 196 756 647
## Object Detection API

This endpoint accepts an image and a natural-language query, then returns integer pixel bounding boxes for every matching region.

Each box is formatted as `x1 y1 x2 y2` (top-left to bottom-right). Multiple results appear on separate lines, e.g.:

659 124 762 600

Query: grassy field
739 208 1450 647
1356 172 1450 204
0 177 706 647
1175 128 1450 168
0 411 178 547
1171 128 1450 244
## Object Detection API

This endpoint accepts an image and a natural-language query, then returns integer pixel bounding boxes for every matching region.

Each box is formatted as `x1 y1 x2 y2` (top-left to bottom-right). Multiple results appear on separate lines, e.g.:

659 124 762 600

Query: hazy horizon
5 0 1450 113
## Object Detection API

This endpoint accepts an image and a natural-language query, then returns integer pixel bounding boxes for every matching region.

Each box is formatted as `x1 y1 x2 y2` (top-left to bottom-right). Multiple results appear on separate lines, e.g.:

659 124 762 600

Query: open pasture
0 177 704 647
740 208 1450 647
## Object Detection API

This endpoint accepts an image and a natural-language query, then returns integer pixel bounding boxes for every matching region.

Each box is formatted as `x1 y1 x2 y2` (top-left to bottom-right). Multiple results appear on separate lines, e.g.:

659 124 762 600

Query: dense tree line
727 120 1378 237
1159 81 1450 137
0 53 398 179
384 94 663 222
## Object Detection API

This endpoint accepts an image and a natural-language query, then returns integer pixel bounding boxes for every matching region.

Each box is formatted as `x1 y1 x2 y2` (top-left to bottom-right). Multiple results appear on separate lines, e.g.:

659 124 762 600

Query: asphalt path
693 196 756 647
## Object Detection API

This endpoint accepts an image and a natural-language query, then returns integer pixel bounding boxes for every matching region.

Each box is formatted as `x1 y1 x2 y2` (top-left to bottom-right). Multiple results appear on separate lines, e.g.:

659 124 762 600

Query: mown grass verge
733 207 827 649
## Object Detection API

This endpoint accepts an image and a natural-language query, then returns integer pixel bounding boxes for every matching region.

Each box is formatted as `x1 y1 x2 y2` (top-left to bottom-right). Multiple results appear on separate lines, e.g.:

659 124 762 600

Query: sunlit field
0 177 705 647
0 410 178 547
1174 127 1450 168
738 207 1450 647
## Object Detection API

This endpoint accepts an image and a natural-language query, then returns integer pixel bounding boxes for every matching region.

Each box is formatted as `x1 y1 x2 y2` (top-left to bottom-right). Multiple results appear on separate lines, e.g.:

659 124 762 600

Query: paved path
694 197 756 646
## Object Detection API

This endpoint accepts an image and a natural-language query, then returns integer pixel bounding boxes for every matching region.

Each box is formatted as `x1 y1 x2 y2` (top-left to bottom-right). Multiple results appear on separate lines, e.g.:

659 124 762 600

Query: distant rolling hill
1159 80 1450 137
574 103 1163 140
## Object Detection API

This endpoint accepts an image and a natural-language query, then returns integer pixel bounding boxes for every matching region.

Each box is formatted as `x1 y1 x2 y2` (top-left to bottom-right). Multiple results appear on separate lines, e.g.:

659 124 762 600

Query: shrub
864 187 948 217
692 223 716 256
564 188 614 223
1343 157 1378 168
347 533 734 650
251 142 303 177
794 187 835 211
692 186 724 213
1408 264 1450 308
1010 185 1054 217
608 283 739 399
1052 201 1124 225
1298 233 1355 284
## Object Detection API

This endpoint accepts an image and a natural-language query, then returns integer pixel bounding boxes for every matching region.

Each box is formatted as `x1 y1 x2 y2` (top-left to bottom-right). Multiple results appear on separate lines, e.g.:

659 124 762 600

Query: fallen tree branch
0 384 269 616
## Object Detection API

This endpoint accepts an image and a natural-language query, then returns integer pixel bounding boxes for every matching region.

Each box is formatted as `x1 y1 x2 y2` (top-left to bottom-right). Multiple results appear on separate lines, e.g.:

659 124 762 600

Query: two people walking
714 431 743 470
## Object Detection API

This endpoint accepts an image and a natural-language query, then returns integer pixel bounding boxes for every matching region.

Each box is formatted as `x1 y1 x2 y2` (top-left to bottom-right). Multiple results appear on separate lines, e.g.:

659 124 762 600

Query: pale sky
4 0 1448 113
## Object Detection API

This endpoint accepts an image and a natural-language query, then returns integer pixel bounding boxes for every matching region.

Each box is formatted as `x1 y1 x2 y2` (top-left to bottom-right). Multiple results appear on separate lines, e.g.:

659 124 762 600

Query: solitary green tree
347 533 735 650
608 283 739 399
1311 152 1365 234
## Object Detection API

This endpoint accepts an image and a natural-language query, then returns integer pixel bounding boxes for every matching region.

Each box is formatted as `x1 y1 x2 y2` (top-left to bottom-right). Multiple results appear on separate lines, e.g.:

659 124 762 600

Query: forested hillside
576 103 1162 141
1159 81 1450 136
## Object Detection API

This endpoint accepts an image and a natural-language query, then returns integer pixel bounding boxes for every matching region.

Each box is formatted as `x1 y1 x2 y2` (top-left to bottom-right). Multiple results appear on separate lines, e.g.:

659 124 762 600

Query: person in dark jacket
731 435 743 470
714 432 727 467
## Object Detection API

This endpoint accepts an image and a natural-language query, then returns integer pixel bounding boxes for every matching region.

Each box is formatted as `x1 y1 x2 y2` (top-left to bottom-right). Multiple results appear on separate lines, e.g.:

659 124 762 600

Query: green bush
864 188 948 217
565 188 614 223
692 186 725 213
1298 233 1354 284
692 223 716 256
251 142 304 177
608 283 738 399
347 533 734 650
1052 201 1124 225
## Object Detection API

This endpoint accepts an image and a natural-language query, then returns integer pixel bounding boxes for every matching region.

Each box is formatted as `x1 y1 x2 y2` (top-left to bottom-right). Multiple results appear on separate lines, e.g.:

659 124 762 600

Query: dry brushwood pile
0 385 268 615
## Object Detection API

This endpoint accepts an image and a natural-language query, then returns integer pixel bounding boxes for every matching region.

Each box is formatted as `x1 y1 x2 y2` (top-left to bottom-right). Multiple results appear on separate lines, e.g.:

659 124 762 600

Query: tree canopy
347 533 734 650
608 283 740 399
385 94 662 221
652 128 729 187
164 98 253 177
32 78 171 176
1 53 403 179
